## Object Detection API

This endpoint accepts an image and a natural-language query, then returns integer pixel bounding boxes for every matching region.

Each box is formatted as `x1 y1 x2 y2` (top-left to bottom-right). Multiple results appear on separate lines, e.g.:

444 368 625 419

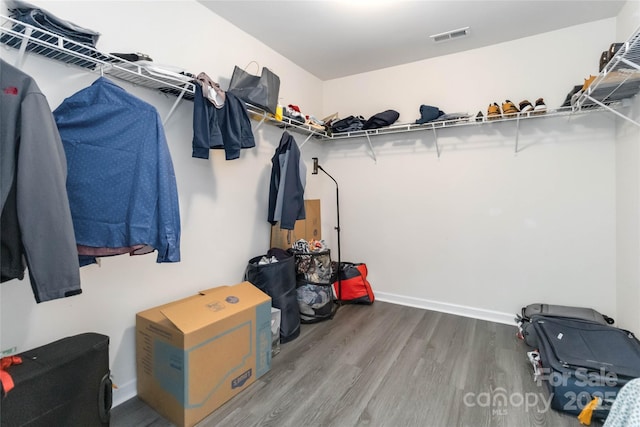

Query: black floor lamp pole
312 158 341 303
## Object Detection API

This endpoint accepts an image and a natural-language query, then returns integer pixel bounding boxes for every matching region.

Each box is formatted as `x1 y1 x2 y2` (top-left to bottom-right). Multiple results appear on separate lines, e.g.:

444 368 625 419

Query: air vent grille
430 27 470 43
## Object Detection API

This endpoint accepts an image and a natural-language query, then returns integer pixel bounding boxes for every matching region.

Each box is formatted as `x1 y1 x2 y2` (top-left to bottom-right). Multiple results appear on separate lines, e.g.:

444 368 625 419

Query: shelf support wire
619 56 640 72
254 111 267 131
583 94 640 128
162 86 187 126
14 26 33 69
515 115 521 154
299 133 313 148
365 132 377 163
432 127 441 158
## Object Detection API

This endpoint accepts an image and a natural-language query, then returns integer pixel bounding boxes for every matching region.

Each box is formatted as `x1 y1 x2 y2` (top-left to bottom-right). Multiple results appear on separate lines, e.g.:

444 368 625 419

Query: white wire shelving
0 14 195 124
2 12 639 157
575 25 640 127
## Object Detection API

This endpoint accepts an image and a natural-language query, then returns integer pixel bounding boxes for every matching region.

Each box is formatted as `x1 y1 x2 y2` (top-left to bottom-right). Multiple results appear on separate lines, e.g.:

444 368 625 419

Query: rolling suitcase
531 316 640 420
0 332 112 427
516 303 614 347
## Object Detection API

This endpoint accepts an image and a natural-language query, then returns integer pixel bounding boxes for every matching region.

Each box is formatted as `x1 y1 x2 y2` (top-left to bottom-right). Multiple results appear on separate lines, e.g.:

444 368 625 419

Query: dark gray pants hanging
245 249 300 343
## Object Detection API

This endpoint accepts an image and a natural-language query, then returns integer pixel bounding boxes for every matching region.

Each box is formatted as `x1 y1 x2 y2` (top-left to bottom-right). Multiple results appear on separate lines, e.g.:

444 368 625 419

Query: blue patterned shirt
53 77 181 264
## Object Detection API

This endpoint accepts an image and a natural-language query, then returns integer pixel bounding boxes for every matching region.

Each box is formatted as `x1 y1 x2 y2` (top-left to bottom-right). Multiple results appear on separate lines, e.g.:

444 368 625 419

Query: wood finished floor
112 301 603 427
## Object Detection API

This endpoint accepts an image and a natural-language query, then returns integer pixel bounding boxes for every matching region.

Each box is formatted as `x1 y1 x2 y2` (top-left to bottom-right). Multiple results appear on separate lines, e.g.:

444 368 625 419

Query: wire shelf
576 26 640 109
0 14 195 99
3 12 638 142
325 104 621 140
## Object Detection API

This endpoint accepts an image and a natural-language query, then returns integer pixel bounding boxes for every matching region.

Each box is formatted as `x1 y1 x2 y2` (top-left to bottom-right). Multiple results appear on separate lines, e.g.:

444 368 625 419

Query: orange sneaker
502 100 519 116
582 75 597 91
487 103 501 120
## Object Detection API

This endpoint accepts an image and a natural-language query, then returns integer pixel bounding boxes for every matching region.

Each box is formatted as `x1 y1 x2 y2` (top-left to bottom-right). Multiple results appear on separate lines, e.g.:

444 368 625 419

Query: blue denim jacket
53 77 181 264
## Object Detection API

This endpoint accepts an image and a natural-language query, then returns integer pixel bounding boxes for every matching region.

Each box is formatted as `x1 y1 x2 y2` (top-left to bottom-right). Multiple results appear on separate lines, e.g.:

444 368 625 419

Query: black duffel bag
245 248 300 343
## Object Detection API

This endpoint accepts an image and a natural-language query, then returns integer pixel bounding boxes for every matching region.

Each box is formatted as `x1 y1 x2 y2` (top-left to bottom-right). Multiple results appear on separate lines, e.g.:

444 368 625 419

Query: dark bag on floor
290 248 336 323
532 316 640 419
333 262 374 304
290 249 332 285
228 62 280 114
0 333 111 427
296 282 336 324
244 248 300 343
516 303 614 348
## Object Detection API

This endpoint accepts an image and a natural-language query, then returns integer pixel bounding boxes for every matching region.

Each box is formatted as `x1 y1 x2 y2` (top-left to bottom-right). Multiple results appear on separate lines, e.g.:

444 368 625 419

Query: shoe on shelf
487 103 501 120
562 85 583 107
582 75 597 91
502 100 519 116
519 99 534 113
475 110 484 122
533 98 547 114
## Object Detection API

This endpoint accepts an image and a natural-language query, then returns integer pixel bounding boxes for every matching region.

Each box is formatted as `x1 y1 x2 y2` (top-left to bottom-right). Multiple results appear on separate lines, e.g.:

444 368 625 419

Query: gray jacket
1 59 81 302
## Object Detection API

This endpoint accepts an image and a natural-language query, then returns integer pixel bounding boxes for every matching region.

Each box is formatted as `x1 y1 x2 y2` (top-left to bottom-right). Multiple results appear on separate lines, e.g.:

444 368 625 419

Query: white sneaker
533 98 547 114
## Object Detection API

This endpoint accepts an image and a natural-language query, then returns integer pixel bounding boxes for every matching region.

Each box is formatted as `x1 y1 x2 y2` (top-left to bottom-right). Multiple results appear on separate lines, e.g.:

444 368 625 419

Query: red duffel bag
333 262 374 304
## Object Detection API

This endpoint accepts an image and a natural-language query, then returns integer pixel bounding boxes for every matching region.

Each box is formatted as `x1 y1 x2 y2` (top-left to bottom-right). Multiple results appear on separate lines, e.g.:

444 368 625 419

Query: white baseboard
375 291 516 326
111 379 137 408
109 295 513 409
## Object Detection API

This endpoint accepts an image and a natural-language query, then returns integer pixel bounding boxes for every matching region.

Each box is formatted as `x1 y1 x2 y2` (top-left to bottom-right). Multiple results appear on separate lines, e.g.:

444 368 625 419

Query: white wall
1 0 636 409
322 19 616 123
615 1 640 333
0 0 323 406
316 19 619 323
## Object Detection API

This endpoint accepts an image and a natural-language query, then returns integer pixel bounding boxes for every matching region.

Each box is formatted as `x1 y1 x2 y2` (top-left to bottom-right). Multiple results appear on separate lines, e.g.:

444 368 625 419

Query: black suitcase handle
98 373 112 424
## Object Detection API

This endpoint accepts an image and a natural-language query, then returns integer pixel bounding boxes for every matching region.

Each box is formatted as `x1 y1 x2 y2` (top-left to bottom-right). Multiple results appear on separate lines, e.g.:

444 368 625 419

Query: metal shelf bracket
162 87 187 126
514 115 521 154
14 26 31 69
584 94 640 128
299 133 314 148
365 132 377 163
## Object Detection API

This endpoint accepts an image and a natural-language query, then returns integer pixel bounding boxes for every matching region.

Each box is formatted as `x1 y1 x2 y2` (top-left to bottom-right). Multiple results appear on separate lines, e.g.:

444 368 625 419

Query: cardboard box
136 282 272 427
270 199 321 249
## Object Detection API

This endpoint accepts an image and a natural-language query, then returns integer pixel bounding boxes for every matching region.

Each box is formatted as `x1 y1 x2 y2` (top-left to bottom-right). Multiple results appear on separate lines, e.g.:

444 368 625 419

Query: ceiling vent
430 27 470 43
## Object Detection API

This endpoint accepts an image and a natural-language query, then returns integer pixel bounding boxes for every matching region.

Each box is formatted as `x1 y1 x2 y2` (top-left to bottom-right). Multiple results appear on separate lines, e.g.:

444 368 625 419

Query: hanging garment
53 77 181 265
192 78 255 161
0 59 81 303
268 131 306 230
195 72 225 108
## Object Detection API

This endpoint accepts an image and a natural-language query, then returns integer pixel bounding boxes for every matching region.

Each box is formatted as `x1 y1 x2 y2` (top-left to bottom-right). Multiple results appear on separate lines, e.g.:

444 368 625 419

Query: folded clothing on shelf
415 104 445 124
2 0 104 68
115 60 195 83
110 52 153 63
431 112 470 122
331 115 366 133
7 0 100 46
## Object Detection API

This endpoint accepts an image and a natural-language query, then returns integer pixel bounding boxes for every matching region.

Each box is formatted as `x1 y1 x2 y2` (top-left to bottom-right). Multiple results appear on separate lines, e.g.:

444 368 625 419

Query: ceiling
198 0 626 81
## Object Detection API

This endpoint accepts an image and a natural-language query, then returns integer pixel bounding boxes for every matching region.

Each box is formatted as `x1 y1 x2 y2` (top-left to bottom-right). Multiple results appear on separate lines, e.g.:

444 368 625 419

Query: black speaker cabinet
1 333 111 426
